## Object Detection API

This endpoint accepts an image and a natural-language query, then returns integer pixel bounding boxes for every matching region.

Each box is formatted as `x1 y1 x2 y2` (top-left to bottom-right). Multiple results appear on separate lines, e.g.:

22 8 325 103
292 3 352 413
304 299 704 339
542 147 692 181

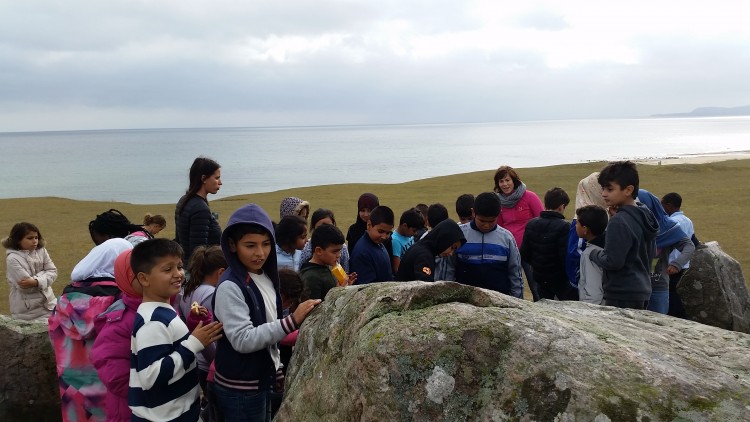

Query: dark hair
544 187 570 210
661 192 682 209
369 206 395 227
143 213 167 228
131 238 184 276
310 208 336 229
177 157 221 214
427 203 449 228
415 203 429 219
598 161 639 199
226 223 273 246
89 209 141 241
576 205 608 237
279 269 308 313
275 215 307 249
310 224 345 251
455 194 475 219
183 245 227 300
493 166 522 193
474 192 501 218
399 208 425 230
3 222 45 250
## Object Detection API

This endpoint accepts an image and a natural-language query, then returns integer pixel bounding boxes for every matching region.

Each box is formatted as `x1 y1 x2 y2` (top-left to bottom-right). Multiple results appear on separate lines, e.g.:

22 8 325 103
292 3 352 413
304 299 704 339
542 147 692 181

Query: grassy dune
1 159 748 315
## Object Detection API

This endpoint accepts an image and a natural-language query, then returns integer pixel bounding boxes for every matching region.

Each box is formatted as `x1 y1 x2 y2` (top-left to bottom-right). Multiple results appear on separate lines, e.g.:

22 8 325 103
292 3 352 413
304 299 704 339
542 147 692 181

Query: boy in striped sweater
128 239 224 422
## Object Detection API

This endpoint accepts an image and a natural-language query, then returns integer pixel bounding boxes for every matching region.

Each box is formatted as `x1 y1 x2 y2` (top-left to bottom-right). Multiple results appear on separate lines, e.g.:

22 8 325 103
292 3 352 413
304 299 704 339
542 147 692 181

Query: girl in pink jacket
91 249 140 422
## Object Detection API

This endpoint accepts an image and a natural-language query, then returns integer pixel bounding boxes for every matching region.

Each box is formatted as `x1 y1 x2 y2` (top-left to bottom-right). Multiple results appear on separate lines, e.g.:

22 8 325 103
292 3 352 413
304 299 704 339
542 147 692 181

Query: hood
280 197 310 219
637 189 688 249
616 202 659 242
575 172 606 213
420 219 466 255
114 249 140 298
71 238 133 281
221 204 279 284
6 248 29 259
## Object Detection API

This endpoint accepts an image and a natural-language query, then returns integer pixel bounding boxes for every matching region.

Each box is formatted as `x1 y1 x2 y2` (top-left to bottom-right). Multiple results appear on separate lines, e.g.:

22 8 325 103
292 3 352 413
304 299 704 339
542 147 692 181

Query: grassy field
1 159 748 315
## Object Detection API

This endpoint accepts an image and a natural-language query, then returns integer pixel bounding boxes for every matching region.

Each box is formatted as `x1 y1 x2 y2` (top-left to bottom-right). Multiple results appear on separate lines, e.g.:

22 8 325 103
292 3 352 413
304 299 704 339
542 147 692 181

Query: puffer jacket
5 247 57 320
519 211 569 281
175 194 222 262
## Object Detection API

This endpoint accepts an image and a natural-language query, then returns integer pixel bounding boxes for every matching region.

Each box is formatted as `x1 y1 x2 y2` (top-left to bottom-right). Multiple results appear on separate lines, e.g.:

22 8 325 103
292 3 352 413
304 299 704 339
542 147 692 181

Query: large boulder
0 315 60 422
679 241 750 334
276 282 750 421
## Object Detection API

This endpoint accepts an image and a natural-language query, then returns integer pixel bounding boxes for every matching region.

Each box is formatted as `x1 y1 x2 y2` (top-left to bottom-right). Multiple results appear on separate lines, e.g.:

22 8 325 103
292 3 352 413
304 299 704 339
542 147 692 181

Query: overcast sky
2 1 749 131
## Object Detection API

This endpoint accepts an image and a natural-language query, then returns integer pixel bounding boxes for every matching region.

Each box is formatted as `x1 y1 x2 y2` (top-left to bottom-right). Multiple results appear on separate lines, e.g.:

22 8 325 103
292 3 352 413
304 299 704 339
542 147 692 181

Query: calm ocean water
2 117 749 204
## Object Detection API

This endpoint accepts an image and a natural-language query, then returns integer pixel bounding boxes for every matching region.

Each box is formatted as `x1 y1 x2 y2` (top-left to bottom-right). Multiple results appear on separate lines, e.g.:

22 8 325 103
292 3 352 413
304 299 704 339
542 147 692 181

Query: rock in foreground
277 282 750 421
679 241 750 334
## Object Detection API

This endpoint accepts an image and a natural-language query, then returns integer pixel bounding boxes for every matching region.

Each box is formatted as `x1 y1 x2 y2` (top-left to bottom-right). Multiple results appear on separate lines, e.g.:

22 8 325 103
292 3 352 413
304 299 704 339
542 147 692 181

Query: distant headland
651 105 750 118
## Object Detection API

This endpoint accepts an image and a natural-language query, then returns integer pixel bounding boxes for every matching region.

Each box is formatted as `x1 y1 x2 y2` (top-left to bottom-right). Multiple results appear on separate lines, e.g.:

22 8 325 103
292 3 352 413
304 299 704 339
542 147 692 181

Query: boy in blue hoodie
212 204 321 421
588 161 658 310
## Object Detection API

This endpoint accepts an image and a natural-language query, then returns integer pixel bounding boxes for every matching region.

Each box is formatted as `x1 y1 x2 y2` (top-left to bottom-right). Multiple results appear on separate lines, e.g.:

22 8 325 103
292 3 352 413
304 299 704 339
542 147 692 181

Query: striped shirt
129 302 203 422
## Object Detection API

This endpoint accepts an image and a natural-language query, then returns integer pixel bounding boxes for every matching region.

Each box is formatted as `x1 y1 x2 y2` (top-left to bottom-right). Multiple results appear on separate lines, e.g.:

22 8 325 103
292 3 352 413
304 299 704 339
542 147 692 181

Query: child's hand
191 321 223 347
17 277 38 289
667 265 680 275
292 299 321 325
192 305 209 317
346 272 358 286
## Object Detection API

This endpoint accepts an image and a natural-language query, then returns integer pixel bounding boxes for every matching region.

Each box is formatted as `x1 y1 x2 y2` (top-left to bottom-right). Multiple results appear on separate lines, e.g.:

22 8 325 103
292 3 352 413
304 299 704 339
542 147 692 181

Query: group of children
2 159 699 421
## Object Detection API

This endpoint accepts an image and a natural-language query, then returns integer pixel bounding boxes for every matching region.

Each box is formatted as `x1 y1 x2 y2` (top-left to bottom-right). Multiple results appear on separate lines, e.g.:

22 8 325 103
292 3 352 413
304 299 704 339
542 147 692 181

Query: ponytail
184 245 227 299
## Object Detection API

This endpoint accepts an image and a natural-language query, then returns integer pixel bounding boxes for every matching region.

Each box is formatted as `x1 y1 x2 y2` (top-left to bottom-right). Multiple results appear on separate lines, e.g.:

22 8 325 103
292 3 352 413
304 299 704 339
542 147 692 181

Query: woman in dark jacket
175 157 222 263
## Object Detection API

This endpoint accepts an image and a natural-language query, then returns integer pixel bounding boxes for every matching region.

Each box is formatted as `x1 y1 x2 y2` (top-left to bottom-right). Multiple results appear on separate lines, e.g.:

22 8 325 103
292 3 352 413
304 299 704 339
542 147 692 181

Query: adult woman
494 166 543 301
175 157 222 263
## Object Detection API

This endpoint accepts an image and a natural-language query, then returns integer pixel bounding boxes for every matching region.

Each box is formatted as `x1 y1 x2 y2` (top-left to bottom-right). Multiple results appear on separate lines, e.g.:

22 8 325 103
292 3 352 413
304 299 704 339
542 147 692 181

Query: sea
2 117 749 204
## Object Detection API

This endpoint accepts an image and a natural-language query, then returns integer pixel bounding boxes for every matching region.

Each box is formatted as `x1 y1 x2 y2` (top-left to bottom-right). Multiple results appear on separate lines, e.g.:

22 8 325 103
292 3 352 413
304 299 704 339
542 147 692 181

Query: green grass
1 159 748 315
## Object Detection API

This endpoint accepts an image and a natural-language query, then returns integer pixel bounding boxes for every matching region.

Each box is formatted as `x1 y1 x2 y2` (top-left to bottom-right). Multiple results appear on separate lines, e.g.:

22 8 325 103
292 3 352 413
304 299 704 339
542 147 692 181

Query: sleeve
519 230 532 263
589 218 631 271
186 308 213 332
528 192 543 218
133 320 204 390
303 273 324 301
557 224 569 270
340 244 350 273
350 250 376 284
6 254 31 284
507 236 524 298
579 249 604 304
565 221 583 285
187 203 212 259
668 236 695 269
411 253 435 282
214 282 298 354
34 248 58 290
92 322 132 399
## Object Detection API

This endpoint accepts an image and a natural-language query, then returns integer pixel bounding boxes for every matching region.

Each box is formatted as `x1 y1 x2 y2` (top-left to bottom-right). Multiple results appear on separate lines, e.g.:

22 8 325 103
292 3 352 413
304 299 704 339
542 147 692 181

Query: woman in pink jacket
494 166 544 301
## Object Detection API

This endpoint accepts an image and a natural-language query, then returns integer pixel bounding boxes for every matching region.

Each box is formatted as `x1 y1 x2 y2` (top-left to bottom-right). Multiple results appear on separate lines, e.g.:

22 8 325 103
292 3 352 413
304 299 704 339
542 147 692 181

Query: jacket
519 211 569 282
454 221 523 298
299 261 337 300
590 204 659 301
213 204 298 392
350 233 394 284
496 190 543 248
396 219 466 282
578 235 605 304
5 247 57 320
91 294 142 422
175 195 222 263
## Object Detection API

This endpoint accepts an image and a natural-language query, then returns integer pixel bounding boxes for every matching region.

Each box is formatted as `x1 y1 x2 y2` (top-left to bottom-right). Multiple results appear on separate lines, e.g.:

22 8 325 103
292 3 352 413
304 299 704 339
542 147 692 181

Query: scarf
575 172 606 211
498 182 527 208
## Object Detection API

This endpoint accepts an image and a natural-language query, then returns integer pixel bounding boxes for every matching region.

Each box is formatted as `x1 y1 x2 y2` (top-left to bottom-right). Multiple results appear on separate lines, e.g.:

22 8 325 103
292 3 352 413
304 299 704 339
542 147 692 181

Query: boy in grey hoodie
589 161 658 310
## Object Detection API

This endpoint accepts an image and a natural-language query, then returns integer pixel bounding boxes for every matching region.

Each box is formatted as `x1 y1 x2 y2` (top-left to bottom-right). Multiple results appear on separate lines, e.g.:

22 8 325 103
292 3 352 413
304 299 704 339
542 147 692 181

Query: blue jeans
648 290 669 314
212 383 271 422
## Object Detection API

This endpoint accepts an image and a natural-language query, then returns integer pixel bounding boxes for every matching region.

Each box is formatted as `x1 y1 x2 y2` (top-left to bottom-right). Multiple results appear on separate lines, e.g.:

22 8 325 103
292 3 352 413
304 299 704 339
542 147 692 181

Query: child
211 204 321 420
346 193 379 253
395 219 466 282
454 192 523 298
91 249 141 422
279 197 311 221
588 161 658 310
175 245 227 408
299 224 356 300
566 172 606 291
48 237 133 422
661 192 697 318
390 208 425 274
520 187 574 301
638 189 695 314
413 203 430 240
3 222 57 321
129 239 223 422
299 208 351 271
350 206 395 284
575 205 608 304
455 194 475 225
125 213 167 245
274 215 308 271
89 208 143 246
424 203 453 281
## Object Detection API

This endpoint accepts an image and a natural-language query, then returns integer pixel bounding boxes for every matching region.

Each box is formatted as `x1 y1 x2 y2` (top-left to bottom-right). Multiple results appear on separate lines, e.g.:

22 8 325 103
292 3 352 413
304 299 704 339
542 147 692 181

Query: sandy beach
632 150 750 166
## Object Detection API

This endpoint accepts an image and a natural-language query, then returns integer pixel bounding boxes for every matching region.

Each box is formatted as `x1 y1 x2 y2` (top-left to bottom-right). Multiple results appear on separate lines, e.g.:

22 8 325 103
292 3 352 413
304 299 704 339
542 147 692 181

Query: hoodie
396 219 466 282
590 203 659 301
213 204 298 392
